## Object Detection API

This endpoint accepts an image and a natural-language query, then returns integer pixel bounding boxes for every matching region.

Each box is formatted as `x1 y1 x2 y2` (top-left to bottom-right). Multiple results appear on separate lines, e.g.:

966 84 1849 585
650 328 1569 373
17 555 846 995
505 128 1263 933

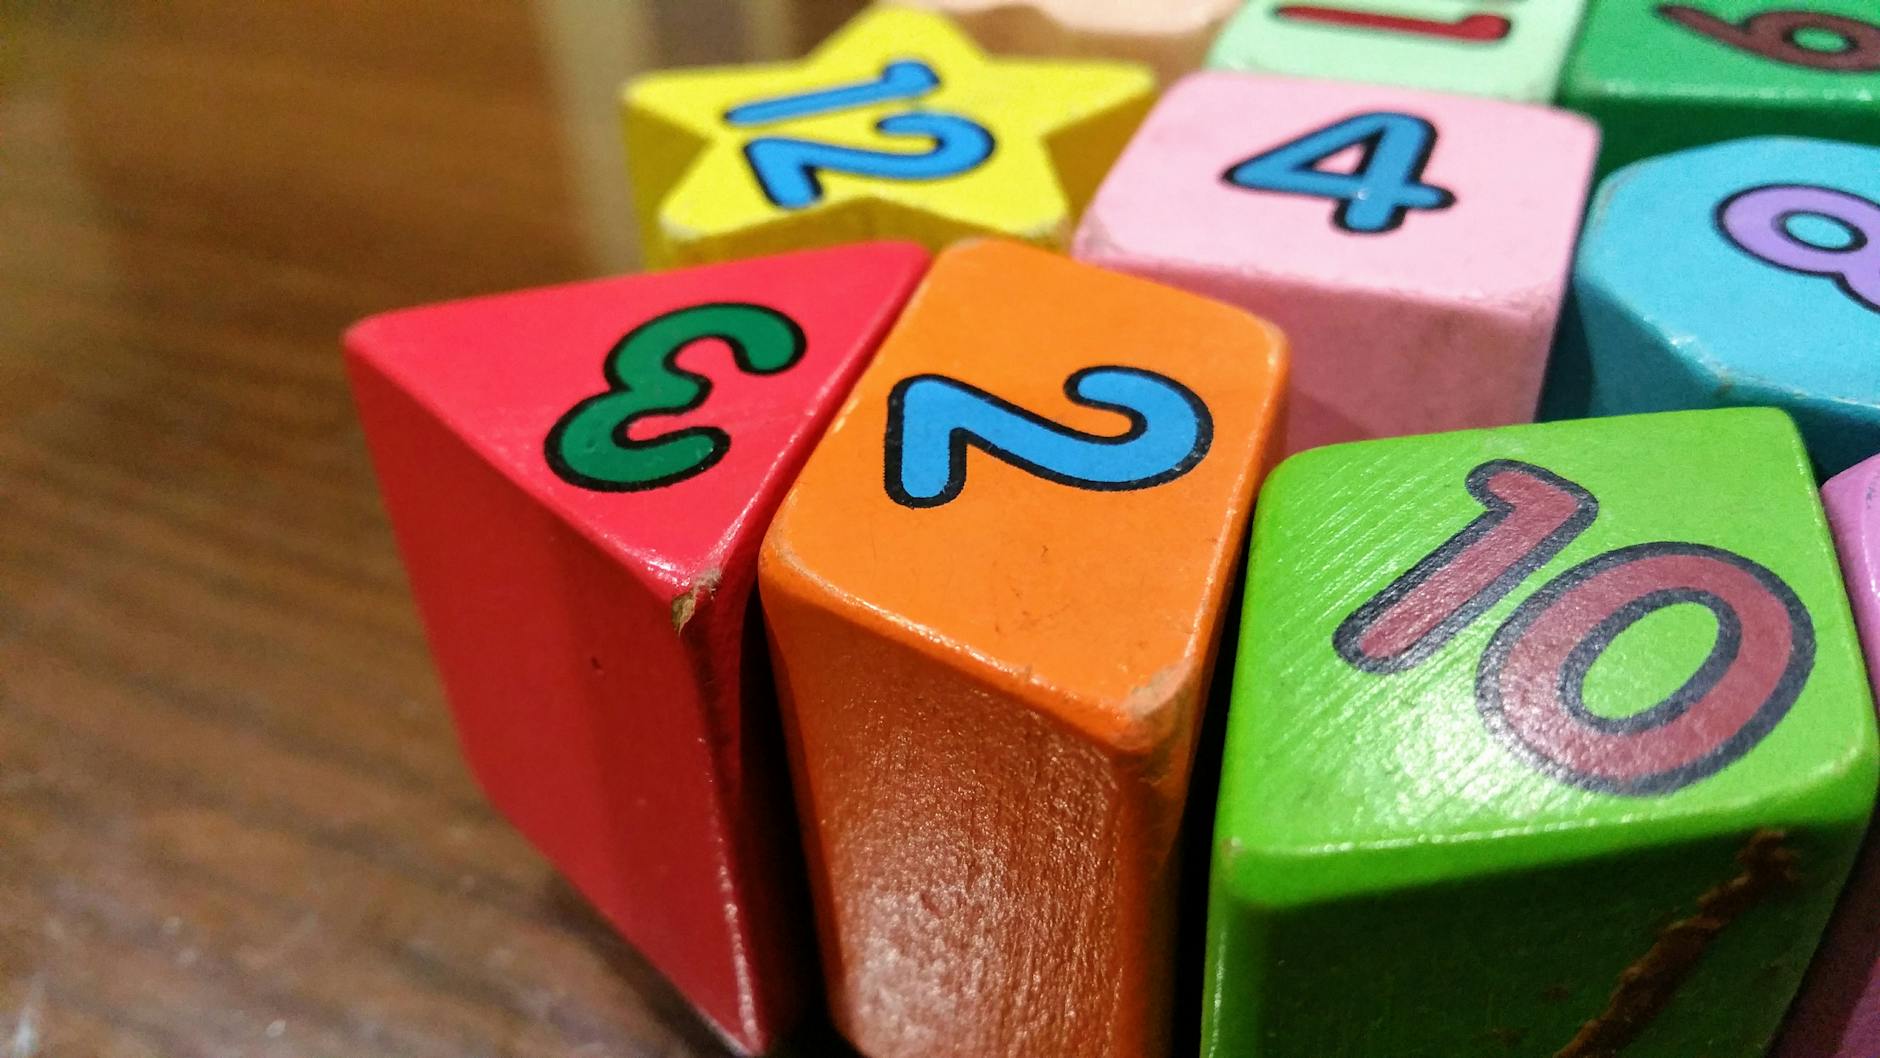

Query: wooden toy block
1561 1 1880 175
1073 71 1596 453
343 243 929 1055
1772 453 1880 1058
759 239 1287 1058
1545 137 1880 477
898 0 1238 82
621 5 1155 268
1206 0 1590 102
1204 408 1878 1058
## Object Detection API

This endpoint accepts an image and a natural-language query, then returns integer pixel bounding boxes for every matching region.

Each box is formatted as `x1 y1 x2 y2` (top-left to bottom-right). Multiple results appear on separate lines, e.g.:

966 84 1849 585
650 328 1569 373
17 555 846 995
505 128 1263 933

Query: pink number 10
1336 461 1816 795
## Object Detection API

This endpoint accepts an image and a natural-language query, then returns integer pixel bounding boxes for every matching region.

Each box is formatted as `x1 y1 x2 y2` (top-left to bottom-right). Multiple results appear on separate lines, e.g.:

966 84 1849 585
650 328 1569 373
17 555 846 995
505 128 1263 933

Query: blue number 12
1224 112 1456 234
726 60 994 210
884 366 1213 509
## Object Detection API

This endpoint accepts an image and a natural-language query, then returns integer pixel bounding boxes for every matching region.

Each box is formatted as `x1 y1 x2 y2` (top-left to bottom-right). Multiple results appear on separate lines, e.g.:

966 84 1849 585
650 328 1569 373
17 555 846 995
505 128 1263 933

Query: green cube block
1205 409 1878 1058
1560 1 1880 175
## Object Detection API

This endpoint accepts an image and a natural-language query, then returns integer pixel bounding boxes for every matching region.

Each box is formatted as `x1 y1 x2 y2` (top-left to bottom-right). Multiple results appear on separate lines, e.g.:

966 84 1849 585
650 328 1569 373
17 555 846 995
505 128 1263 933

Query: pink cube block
1072 71 1597 452
1776 454 1880 1058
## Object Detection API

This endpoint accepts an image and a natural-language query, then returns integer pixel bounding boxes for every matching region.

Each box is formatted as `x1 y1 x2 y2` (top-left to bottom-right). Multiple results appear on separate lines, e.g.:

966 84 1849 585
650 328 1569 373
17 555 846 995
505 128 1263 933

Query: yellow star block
621 5 1155 268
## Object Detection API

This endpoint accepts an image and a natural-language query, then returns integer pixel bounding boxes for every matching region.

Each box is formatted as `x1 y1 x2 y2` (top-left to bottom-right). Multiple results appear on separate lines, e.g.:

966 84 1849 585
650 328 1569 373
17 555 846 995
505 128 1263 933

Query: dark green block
1560 1 1880 175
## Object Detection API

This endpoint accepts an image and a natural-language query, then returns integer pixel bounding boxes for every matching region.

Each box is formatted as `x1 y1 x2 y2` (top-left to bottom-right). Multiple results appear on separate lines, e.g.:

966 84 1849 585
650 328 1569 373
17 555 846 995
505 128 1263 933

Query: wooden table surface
1 3 869 1054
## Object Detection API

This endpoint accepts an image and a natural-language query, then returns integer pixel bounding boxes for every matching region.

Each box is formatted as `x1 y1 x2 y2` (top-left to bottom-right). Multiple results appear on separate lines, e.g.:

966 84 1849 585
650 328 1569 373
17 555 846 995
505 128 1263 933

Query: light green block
1206 0 1589 101
1561 0 1880 175
1204 409 1878 1058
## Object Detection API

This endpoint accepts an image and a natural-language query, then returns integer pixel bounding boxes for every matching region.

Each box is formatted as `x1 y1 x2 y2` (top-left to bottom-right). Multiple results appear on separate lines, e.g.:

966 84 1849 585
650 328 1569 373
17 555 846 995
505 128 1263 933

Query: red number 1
1337 460 1816 795
1335 461 1596 673
1275 4 1515 42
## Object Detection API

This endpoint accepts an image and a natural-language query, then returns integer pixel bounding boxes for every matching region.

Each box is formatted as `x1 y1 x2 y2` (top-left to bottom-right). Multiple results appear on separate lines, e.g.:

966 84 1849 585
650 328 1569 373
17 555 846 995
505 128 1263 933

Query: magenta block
1777 453 1880 1058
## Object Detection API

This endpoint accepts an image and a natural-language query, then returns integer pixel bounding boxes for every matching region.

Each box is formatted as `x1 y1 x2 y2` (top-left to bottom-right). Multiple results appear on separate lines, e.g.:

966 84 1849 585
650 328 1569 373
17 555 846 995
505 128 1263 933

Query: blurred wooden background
0 2 870 1054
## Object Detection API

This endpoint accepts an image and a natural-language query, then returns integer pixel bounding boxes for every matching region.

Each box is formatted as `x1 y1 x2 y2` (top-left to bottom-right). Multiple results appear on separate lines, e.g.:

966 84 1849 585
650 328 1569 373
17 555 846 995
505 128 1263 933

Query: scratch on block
1554 829 1799 1058
671 568 722 634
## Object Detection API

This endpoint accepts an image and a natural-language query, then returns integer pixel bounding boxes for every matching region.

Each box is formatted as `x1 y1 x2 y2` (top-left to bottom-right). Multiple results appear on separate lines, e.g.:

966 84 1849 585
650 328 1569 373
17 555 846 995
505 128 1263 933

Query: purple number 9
1718 184 1880 313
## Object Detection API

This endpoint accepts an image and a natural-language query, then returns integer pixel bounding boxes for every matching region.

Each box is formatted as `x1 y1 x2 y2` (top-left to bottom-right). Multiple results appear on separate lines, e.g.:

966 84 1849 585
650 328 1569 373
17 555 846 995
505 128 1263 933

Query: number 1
1335 461 1597 673
1275 4 1514 42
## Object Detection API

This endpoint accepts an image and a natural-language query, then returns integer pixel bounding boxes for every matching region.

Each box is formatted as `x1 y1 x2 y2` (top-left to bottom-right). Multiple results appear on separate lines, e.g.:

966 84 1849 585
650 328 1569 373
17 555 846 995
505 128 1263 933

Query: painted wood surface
1561 0 1880 175
347 242 928 1053
900 0 1237 80
1774 452 1880 1058
623 5 1154 266
1208 0 1590 101
1074 71 1595 453
1545 136 1880 477
760 238 1287 1058
1207 409 1877 1058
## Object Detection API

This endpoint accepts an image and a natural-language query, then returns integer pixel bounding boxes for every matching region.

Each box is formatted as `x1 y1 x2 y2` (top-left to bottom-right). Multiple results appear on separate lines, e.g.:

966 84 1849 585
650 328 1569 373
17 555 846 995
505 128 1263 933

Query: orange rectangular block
759 239 1288 1058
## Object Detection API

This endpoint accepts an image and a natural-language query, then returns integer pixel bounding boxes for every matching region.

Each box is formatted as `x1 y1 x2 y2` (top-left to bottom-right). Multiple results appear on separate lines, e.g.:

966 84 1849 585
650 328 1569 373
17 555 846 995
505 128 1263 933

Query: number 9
1718 183 1880 313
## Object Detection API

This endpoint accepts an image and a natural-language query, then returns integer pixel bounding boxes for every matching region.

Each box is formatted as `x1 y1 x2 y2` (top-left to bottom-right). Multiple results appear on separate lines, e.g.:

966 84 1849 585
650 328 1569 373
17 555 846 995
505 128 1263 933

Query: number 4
1224 112 1457 234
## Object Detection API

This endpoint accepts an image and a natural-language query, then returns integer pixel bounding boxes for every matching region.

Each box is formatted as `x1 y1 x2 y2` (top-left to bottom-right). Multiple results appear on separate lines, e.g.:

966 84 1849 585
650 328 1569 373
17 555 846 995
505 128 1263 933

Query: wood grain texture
0 1 863 1054
760 241 1288 1058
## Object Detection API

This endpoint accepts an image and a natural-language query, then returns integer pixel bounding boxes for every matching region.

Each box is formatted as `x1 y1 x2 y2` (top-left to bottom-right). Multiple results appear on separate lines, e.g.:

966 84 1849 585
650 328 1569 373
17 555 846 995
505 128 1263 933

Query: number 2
1224 112 1457 234
744 115 994 210
726 61 995 210
1658 5 1880 71
1338 460 1815 795
545 303 805 492
884 366 1213 509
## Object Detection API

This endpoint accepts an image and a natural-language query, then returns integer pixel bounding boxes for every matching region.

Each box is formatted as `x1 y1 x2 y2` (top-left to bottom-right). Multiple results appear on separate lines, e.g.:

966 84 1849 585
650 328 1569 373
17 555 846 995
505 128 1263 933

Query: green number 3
545 302 806 491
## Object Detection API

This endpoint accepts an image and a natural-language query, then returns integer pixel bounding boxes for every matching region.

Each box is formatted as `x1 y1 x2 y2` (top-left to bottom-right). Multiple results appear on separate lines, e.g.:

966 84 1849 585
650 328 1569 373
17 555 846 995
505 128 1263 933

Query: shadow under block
759 240 1288 1058
343 243 929 1055
621 5 1154 268
1206 0 1590 101
1073 71 1595 453
1546 137 1880 477
899 0 1237 81
1561 0 1880 176
1204 409 1878 1058
1774 454 1880 1058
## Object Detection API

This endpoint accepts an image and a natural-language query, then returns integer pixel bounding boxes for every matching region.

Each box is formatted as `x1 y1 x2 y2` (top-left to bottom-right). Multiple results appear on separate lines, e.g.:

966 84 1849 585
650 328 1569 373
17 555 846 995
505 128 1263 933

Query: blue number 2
743 115 994 210
1224 112 1456 234
726 61 995 210
884 366 1213 509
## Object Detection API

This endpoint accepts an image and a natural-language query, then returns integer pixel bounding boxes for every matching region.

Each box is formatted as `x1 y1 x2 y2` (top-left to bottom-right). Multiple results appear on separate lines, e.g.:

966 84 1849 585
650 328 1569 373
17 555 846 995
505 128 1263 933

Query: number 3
884 366 1213 509
1338 461 1815 795
545 303 806 492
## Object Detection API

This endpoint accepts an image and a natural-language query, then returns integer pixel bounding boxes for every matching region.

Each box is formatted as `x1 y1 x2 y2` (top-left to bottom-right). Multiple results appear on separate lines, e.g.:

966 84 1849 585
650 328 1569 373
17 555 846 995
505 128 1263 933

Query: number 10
1336 461 1815 795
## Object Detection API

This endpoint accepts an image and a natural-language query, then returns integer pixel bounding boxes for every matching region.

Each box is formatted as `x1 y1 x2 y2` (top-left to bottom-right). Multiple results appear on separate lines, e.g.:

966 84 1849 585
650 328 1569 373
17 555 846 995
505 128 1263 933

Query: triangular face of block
347 241 928 589
345 242 927 1054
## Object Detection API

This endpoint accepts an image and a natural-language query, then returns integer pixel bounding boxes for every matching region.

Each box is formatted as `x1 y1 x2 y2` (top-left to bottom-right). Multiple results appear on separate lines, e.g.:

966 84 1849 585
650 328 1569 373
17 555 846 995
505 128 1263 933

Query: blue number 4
725 60 994 210
885 366 1213 509
1224 112 1457 234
